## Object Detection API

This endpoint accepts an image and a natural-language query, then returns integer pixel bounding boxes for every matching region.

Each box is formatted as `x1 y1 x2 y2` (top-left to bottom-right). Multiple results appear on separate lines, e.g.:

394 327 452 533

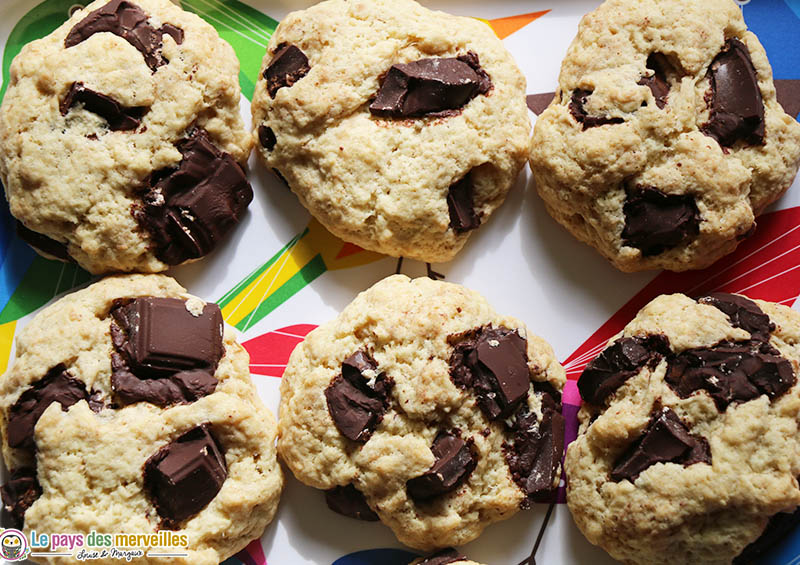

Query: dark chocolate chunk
7 364 89 449
449 326 530 420
143 424 227 527
611 409 710 482
698 293 774 341
324 350 393 442
264 43 310 98
734 505 800 564
135 128 254 265
447 173 480 233
638 53 671 109
666 339 795 410
64 0 184 71
257 125 276 151
15 220 72 262
407 432 477 502
416 548 467 565
569 89 624 129
111 363 217 407
622 186 701 256
578 335 671 405
324 484 379 521
369 51 492 118
702 38 765 147
1 468 42 529
60 81 147 131
505 407 565 499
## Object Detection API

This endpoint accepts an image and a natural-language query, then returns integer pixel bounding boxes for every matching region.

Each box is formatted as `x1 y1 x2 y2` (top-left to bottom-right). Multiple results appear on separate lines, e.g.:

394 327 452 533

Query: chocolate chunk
611 409 710 481
257 125 276 151
325 350 393 442
447 173 480 233
698 293 774 341
135 128 254 265
1 468 42 529
734 506 800 564
15 220 72 262
505 407 565 499
702 38 765 147
60 82 147 131
143 424 227 527
666 340 795 410
579 335 671 405
264 43 310 98
449 326 530 420
622 186 700 256
369 52 492 118
65 0 184 71
111 365 217 407
569 89 624 129
416 548 467 565
7 364 89 449
638 53 670 109
407 432 477 502
324 484 379 521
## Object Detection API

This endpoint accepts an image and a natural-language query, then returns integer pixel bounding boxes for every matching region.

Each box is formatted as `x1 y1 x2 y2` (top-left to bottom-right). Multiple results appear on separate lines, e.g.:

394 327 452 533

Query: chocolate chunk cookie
278 275 565 550
530 0 800 272
567 292 800 564
251 0 530 263
0 0 253 273
0 275 282 564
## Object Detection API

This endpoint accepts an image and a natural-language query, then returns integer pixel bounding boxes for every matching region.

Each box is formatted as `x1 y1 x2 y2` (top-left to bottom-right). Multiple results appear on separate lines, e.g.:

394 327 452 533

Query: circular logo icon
0 529 30 561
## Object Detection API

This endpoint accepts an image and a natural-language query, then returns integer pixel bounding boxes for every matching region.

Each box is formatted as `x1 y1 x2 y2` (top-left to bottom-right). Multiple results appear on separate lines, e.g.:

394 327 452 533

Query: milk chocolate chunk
611 409 710 482
449 326 530 420
622 186 700 256
324 484 379 521
7 364 89 449
60 82 147 131
136 128 253 265
666 340 795 410
702 38 765 147
407 433 477 502
325 351 393 442
15 220 72 262
64 0 184 71
569 89 624 129
1 468 41 529
579 335 671 405
264 43 310 98
734 506 800 564
258 125 276 151
369 51 492 118
638 53 670 109
698 293 774 341
505 406 565 499
143 424 227 527
447 173 480 233
417 548 467 565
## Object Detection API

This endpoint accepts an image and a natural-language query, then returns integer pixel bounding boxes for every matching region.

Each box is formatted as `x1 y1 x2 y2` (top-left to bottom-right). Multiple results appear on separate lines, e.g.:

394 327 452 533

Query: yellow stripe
0 321 17 375
306 218 384 270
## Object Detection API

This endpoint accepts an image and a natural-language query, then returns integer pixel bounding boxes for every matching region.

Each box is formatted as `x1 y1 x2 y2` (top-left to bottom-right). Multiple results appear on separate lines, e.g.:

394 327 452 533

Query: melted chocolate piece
135 128 254 265
734 506 800 564
15 220 72 262
143 424 227 527
7 364 89 449
0 468 41 529
264 43 310 98
702 39 765 147
111 364 217 407
622 186 700 256
569 89 624 129
447 173 480 233
407 432 477 502
258 125 276 151
324 484 379 521
638 53 670 109
579 335 671 405
60 82 147 131
611 409 710 481
665 339 795 410
698 293 774 341
449 326 530 420
369 52 492 118
324 351 393 442
416 548 467 565
65 0 184 71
